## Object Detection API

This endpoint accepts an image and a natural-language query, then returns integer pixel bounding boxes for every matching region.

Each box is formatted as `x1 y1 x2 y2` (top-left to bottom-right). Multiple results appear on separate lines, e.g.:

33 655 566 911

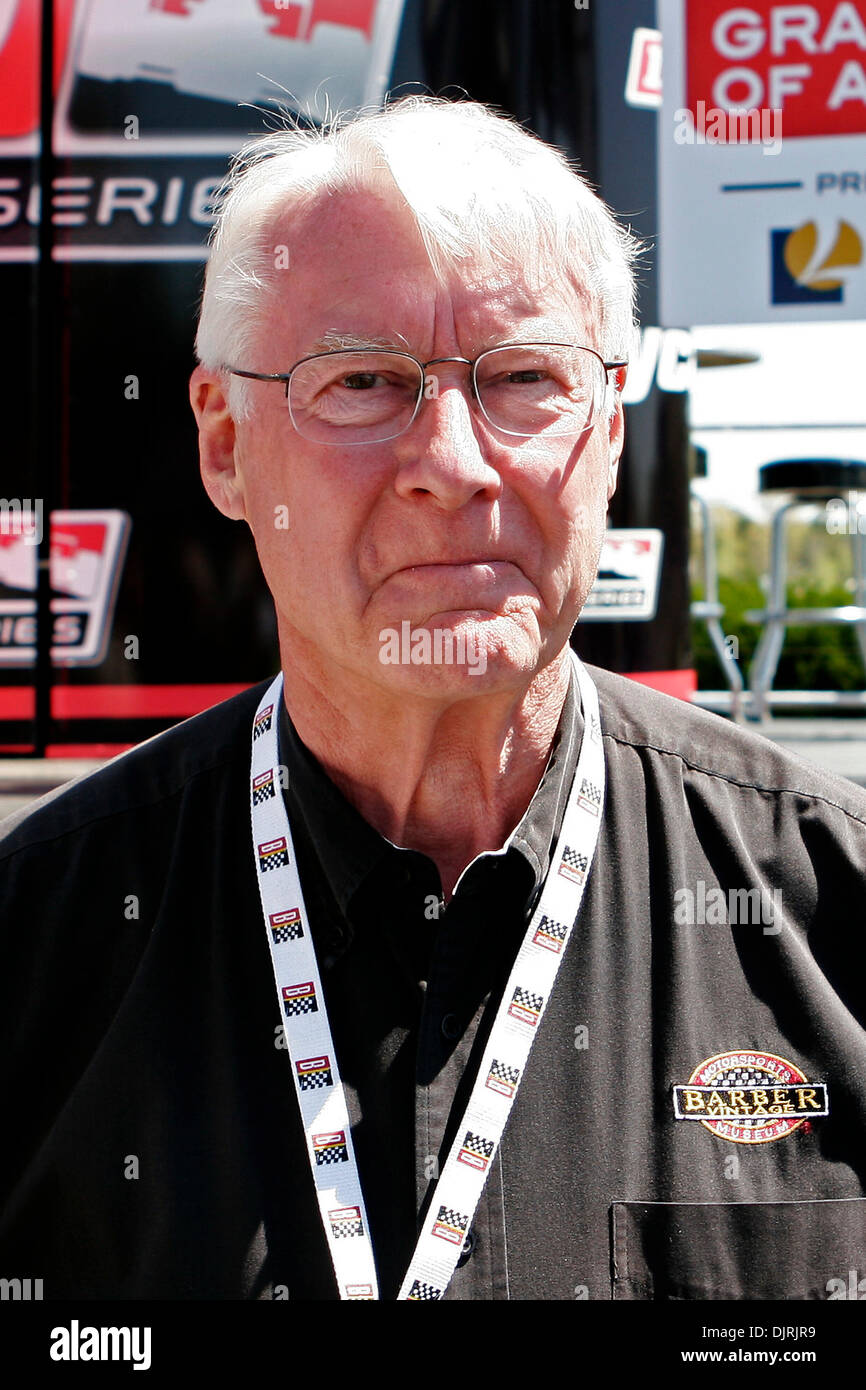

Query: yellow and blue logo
772 220 862 304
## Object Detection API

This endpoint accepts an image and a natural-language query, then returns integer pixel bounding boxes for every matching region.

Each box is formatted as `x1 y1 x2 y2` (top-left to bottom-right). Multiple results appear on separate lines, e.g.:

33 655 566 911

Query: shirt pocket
611 1198 866 1300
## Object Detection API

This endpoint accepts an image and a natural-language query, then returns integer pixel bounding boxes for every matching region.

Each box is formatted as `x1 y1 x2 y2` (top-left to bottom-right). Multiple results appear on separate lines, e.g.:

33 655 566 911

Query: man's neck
279 635 572 899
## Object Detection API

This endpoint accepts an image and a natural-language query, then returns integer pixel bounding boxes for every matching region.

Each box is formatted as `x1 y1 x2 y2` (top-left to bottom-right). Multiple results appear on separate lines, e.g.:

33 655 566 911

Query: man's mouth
379 559 532 612
390 559 517 580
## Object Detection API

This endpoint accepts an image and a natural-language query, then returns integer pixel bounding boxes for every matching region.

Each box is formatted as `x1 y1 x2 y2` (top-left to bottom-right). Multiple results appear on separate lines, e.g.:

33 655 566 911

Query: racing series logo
0 0 406 259
673 1050 828 1144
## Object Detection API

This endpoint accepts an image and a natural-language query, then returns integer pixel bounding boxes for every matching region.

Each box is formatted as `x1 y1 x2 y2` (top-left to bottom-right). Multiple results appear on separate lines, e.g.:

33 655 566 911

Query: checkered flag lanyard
250 651 605 1300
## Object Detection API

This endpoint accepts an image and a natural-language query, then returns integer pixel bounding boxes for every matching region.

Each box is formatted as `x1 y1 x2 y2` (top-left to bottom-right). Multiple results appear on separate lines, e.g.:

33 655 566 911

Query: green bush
692 577 866 691
690 504 866 693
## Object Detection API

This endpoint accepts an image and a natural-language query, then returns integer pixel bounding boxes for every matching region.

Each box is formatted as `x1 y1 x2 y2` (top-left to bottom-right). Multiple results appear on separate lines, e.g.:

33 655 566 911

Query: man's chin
372 615 547 691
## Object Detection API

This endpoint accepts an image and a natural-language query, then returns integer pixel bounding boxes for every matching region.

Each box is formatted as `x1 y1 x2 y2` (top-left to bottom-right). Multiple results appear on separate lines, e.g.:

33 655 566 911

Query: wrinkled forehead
254 184 599 359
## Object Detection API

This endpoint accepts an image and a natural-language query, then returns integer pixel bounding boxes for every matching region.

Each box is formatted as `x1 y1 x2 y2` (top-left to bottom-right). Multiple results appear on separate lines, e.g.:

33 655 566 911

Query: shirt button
441 1014 461 1040
457 1229 476 1267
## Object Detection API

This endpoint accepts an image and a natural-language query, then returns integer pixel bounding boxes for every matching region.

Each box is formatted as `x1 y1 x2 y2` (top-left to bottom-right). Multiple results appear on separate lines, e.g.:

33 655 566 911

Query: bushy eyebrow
307 331 412 354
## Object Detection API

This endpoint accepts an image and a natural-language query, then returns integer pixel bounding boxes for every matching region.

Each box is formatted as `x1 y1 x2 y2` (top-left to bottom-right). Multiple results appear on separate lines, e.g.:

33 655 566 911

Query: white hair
194 96 642 419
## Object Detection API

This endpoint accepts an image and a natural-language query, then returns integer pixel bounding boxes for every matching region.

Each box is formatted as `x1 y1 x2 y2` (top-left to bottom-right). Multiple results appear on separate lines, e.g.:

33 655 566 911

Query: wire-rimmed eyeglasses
227 342 627 446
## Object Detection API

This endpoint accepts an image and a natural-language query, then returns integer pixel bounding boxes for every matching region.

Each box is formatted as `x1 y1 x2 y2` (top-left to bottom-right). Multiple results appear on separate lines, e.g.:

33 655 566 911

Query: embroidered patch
258 836 289 872
295 1055 333 1090
269 908 302 943
533 913 569 953
431 1206 469 1245
253 704 274 739
330 1206 364 1239
458 1130 494 1172
407 1279 442 1300
282 981 317 1016
673 1050 828 1144
485 1058 520 1099
313 1130 348 1165
577 778 602 815
507 986 543 1028
252 768 276 804
558 845 587 885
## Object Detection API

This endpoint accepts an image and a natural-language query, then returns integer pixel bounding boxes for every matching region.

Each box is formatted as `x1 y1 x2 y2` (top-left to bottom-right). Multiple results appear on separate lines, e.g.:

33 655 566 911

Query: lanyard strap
250 651 605 1300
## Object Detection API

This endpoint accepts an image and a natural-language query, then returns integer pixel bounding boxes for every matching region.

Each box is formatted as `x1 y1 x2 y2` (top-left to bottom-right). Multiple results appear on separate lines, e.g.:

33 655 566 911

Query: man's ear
605 364 627 502
189 365 247 521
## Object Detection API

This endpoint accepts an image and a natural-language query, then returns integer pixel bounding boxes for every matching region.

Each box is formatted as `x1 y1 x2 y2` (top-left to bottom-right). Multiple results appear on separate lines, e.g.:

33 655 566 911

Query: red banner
686 0 866 137
0 0 77 139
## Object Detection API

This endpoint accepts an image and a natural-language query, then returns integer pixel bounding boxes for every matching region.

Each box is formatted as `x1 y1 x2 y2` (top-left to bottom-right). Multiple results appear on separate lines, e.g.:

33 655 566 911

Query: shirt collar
279 660 583 946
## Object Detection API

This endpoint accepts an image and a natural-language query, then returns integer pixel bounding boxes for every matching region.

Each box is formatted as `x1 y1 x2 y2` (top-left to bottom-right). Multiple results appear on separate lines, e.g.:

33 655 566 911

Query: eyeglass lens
287 346 604 444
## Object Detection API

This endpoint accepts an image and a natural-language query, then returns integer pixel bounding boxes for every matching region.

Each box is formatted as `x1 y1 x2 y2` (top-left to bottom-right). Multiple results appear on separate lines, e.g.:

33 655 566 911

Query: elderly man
2 98 866 1303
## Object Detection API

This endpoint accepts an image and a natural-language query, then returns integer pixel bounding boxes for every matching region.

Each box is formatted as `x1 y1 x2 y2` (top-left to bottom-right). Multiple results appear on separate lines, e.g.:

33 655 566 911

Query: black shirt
2 664 866 1299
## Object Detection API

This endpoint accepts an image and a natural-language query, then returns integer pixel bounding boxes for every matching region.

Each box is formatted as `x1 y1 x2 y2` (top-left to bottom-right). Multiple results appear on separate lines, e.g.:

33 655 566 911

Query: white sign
625 27 662 108
581 529 665 622
659 0 866 325
0 0 406 260
0 0 406 155
621 326 697 402
0 509 130 665
62 0 406 154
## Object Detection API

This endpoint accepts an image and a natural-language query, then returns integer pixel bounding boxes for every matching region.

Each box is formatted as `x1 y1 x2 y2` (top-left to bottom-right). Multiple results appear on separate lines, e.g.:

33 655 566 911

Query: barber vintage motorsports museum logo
673 1050 828 1144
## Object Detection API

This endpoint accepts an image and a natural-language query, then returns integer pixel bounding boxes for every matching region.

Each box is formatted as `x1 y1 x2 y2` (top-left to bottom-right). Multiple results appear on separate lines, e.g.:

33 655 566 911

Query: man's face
192 187 625 700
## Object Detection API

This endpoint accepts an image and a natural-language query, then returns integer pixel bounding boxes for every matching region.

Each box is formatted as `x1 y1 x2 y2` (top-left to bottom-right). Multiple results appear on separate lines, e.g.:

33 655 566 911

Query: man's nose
392 364 501 509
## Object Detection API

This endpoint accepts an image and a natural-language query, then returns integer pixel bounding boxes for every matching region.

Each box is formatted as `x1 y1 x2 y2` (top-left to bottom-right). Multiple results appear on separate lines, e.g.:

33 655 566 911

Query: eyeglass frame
225 342 628 444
